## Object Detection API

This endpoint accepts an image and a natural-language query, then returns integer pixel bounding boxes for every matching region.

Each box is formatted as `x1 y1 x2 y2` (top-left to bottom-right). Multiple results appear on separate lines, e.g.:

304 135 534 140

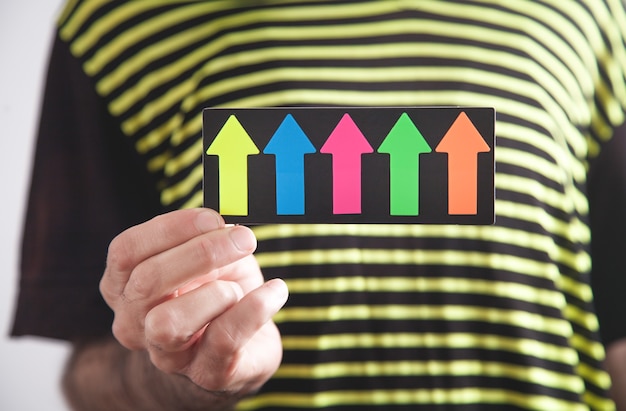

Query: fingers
204 278 289 354
98 208 287 393
120 225 256 304
101 209 225 303
147 278 289 386
144 280 244 353
100 209 260 350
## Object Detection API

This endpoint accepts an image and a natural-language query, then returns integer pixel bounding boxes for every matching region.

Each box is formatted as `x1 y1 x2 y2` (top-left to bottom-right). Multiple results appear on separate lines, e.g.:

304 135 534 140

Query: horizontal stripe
252 221 547 241
182 190 202 209
141 120 181 159
122 62 554 135
72 2 234 58
156 40 585 115
94 10 586 106
99 9 511 94
164 139 201 176
495 148 580 197
274 305 572 337
496 122 586 184
60 0 109 41
257 248 558 278
56 0 78 27
577 361 612 392
564 304 600 333
583 390 617 411
494 200 590 246
495 173 586 216
254 216 590 274
122 60 585 144
283 276 563 307
416 0 593 97
280 332 578 365
274 360 584 393
236 388 588 410
161 161 202 205
570 334 606 368
80 0 409 66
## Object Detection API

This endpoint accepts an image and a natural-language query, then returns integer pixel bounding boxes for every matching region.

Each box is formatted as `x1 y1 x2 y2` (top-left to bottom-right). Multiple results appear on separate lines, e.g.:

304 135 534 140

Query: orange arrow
435 112 491 215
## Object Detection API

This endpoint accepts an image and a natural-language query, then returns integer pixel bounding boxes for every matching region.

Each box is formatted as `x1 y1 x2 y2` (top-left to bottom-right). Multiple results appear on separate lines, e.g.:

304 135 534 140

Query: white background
1 1 71 410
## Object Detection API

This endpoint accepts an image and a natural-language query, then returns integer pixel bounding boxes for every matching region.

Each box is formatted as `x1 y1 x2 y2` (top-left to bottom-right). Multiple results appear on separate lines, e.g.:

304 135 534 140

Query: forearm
605 338 626 410
62 336 242 411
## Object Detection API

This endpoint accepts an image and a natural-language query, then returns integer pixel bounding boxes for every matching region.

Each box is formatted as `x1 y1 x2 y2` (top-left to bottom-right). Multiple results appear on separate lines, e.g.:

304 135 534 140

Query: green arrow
377 113 432 215
206 115 259 215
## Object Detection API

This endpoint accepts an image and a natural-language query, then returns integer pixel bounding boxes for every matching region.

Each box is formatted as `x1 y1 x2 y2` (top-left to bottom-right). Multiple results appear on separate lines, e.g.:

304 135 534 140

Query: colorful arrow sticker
378 112 432 216
435 112 491 215
263 114 316 215
203 107 495 224
320 114 374 214
205 115 259 215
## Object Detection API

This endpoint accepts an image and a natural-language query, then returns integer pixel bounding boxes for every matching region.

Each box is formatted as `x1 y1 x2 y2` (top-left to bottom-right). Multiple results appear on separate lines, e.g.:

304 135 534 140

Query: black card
203 107 495 224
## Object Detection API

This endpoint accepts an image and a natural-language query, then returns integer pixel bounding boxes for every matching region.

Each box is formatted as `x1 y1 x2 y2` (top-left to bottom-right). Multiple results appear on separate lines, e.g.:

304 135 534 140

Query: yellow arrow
206 115 260 215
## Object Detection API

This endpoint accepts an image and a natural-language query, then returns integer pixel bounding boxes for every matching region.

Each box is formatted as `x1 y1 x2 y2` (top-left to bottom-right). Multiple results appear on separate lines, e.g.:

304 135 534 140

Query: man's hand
99 208 288 396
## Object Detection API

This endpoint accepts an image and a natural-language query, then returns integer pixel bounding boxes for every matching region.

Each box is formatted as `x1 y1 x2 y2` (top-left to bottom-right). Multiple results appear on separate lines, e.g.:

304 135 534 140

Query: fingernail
229 226 257 252
195 210 222 233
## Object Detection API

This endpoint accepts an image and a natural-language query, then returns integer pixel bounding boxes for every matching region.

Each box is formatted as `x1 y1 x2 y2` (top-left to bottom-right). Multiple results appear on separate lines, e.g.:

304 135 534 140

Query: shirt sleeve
10 33 163 341
589 122 626 346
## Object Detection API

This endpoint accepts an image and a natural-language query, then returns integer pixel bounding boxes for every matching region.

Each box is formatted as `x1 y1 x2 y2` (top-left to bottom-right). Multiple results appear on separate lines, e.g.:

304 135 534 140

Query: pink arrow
320 113 374 214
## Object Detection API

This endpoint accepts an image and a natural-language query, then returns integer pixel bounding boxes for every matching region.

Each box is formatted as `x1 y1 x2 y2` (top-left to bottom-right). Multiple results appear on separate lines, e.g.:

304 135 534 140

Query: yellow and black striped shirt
16 0 626 410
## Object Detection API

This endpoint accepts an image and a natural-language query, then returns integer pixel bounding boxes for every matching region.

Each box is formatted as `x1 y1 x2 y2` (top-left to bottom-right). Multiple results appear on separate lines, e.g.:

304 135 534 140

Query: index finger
100 208 224 303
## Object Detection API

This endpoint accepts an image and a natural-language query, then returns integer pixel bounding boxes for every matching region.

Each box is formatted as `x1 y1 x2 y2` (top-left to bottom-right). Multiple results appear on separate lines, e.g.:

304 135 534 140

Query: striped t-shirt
19 0 626 410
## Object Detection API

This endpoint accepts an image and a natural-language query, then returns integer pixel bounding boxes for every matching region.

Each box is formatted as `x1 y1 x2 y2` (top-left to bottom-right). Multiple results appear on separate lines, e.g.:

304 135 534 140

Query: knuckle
144 306 192 350
195 235 220 267
214 280 244 305
247 291 274 318
111 317 144 350
98 275 115 305
216 334 239 358
148 212 184 245
106 234 133 272
209 321 241 358
126 264 161 301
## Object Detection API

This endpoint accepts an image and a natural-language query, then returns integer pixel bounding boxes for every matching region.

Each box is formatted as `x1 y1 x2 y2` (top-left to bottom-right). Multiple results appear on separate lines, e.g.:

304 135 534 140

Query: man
12 1 626 410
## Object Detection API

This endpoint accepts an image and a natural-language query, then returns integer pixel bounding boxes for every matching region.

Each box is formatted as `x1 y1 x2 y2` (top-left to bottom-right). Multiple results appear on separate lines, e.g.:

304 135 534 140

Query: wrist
129 349 244 411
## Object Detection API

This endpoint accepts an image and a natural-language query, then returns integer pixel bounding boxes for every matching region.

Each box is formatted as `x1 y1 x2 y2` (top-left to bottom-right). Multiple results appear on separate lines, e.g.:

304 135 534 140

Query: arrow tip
207 115 259 155
378 112 432 154
264 114 316 155
435 112 491 153
320 113 374 154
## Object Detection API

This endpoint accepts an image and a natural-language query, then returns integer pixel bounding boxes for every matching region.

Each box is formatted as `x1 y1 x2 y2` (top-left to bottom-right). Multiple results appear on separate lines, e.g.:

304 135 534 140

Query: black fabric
10 11 626 352
10 35 163 341
12 33 626 348
589 122 626 346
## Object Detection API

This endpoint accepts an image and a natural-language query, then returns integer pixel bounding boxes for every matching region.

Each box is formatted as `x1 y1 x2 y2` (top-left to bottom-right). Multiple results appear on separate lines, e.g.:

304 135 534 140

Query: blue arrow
263 114 317 215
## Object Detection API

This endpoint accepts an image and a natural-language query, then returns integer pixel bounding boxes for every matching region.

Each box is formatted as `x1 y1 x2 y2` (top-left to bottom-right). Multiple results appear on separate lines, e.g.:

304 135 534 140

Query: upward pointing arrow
206 115 259 215
263 114 316 215
435 112 491 215
378 113 432 215
320 113 373 214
